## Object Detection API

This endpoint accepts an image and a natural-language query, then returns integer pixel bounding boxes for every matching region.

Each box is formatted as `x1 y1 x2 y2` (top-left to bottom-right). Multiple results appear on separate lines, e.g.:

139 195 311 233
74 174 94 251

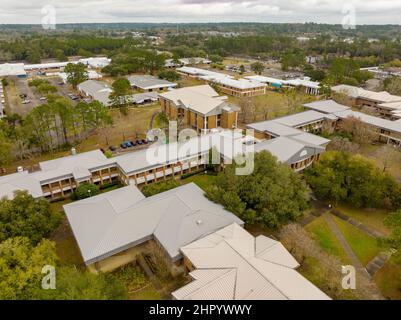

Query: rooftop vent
196 220 203 226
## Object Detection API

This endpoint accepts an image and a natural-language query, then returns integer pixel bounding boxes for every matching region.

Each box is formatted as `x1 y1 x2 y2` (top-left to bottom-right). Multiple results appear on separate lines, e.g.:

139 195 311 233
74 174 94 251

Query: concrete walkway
366 252 392 277
331 209 384 238
323 213 370 278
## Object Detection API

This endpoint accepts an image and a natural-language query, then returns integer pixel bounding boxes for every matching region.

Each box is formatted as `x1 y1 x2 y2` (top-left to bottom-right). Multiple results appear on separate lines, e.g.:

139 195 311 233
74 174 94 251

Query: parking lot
5 77 40 116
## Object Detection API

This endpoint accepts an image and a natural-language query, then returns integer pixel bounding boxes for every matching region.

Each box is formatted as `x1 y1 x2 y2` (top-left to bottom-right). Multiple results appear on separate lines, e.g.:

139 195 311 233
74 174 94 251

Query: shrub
72 183 101 200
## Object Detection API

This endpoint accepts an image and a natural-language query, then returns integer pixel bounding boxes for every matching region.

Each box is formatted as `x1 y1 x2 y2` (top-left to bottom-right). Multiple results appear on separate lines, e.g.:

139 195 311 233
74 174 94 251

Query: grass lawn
333 215 381 266
305 216 351 264
180 172 217 193
374 257 401 300
230 90 318 126
177 77 204 88
297 256 356 300
336 204 390 236
129 286 162 300
56 236 84 266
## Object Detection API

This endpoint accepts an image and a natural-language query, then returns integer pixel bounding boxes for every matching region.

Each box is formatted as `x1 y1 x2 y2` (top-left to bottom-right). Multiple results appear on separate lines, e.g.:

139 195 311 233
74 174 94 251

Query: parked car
120 143 128 149
136 140 143 145
141 139 148 144
22 100 31 104
39 97 47 101
129 140 136 147
58 82 65 86
109 146 117 152
68 93 79 100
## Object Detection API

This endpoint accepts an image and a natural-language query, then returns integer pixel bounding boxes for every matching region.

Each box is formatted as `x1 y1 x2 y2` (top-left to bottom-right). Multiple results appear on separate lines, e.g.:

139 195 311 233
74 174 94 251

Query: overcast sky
0 0 401 25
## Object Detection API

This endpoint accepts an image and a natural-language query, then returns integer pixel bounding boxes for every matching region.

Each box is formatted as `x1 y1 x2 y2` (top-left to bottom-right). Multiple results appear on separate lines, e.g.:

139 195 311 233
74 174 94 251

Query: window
217 114 222 127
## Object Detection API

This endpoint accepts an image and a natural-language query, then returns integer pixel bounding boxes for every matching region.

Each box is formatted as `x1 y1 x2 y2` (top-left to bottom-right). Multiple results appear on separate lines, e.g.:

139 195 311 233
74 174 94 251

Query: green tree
64 62 88 88
207 151 309 229
0 191 61 244
37 267 128 300
305 151 401 209
109 78 132 111
250 62 264 75
158 70 181 82
73 183 101 200
379 210 401 263
0 237 58 300
0 128 12 167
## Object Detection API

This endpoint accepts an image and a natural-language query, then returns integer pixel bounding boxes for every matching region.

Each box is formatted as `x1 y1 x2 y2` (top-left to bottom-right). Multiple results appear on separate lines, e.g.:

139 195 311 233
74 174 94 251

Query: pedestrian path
323 213 370 278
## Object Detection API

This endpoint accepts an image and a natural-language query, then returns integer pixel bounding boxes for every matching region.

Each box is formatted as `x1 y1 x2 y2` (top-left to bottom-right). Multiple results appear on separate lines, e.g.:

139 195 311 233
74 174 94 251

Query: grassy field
180 172 218 193
374 257 401 300
230 90 318 126
335 204 390 236
332 216 381 266
305 216 351 264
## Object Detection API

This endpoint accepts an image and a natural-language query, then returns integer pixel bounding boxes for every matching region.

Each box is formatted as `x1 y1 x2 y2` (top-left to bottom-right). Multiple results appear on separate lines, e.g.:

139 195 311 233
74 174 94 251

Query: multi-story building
159 85 239 132
331 84 401 119
176 67 266 97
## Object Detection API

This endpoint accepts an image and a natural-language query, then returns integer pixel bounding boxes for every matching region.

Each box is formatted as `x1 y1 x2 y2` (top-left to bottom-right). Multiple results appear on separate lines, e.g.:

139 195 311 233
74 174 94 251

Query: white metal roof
173 223 331 300
159 85 228 116
332 85 401 103
0 63 26 77
64 183 243 265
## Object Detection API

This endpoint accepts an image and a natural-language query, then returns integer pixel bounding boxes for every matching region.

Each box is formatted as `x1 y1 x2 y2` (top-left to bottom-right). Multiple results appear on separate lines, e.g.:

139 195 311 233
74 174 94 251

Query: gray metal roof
303 100 351 114
253 137 324 163
275 110 337 127
0 171 43 199
64 183 243 265
128 75 177 90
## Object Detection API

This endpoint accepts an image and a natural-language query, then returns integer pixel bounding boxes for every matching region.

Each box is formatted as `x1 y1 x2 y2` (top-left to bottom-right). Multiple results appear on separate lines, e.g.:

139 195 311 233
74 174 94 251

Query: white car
22 99 31 104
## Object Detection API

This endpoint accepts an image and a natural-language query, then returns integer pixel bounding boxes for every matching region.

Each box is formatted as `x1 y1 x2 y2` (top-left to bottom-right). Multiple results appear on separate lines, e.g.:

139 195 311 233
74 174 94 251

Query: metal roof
64 183 243 265
128 75 177 90
303 100 351 114
173 223 331 300
0 171 43 199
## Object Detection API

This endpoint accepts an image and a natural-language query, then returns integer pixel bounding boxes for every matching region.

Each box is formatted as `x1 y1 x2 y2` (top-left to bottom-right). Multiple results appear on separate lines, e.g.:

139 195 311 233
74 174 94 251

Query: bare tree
374 144 401 173
338 116 378 145
279 224 383 300
328 136 360 154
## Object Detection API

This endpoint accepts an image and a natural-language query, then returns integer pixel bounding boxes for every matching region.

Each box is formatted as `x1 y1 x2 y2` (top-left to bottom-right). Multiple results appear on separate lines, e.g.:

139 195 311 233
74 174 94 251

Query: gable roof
64 183 243 265
33 150 113 184
0 171 43 199
332 84 401 103
173 223 330 300
77 80 112 97
159 85 229 116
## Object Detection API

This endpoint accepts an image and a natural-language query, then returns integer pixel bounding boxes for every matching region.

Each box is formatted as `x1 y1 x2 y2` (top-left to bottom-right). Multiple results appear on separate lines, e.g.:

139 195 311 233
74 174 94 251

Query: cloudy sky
0 0 401 25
